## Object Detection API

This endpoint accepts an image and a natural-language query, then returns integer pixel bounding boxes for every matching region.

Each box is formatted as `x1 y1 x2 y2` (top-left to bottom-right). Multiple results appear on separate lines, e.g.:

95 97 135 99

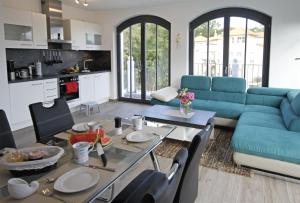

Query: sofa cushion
231 125 300 164
209 91 246 104
246 94 283 108
212 77 246 93
181 75 211 90
150 98 180 107
291 92 300 116
247 87 290 97
244 105 281 115
150 87 178 102
192 100 244 119
238 112 286 130
280 98 300 132
287 90 300 103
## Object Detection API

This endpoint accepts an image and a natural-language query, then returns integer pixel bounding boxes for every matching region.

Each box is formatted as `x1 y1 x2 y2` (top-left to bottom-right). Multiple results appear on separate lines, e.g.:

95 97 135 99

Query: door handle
224 66 228 75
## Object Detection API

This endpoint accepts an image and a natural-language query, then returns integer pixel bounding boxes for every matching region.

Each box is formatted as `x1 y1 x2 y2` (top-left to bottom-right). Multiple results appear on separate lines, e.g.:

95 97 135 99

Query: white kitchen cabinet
64 19 86 50
43 79 58 102
94 73 110 101
2 7 34 49
85 22 102 50
79 75 95 103
9 81 44 128
79 73 110 104
32 12 48 49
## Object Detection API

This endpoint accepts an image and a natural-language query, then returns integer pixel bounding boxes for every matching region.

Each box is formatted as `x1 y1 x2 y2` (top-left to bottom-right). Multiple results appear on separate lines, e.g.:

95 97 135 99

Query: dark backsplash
6 49 111 75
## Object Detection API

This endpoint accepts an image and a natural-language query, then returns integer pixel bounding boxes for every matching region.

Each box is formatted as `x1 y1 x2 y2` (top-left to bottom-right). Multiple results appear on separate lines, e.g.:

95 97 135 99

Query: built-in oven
59 75 79 101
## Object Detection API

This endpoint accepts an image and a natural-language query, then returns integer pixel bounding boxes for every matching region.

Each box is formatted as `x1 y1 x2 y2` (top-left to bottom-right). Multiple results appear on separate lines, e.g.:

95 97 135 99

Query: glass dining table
0 119 175 203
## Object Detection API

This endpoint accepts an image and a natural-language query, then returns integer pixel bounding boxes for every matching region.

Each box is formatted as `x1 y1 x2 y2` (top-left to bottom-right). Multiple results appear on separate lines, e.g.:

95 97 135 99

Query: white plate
54 167 100 193
72 123 89 132
126 131 156 143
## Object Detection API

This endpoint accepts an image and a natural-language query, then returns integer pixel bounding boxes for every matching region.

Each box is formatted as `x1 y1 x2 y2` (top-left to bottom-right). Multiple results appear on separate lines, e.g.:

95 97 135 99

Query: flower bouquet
177 88 195 115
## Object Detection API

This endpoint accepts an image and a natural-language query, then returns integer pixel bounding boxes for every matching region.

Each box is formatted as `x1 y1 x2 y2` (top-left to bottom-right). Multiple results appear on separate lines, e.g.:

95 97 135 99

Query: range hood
41 0 72 44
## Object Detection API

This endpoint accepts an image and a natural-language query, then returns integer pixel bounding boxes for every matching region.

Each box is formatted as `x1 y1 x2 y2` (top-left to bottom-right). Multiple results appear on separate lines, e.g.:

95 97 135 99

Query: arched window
189 8 271 87
117 15 171 102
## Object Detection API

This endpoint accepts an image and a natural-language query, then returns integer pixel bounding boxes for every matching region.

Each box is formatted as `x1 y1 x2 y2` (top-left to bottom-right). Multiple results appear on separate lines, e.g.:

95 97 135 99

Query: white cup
8 178 39 199
72 142 94 164
131 115 144 131
87 121 101 132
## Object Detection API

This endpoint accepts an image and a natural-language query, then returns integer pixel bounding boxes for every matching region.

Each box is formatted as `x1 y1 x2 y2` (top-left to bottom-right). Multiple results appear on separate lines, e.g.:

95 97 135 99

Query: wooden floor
13 101 300 203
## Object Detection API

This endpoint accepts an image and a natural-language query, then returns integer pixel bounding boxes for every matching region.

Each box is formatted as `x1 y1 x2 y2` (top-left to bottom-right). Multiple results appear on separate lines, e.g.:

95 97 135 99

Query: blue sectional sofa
151 75 300 178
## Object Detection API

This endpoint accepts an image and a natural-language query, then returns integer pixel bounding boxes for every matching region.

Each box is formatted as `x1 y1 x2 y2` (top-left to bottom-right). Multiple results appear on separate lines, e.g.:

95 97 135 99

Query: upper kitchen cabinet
64 19 86 50
85 22 102 50
32 12 48 49
2 7 34 49
2 8 48 49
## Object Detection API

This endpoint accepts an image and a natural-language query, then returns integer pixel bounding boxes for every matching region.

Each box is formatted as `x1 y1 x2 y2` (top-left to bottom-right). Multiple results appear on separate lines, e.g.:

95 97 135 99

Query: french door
189 8 271 87
117 15 171 102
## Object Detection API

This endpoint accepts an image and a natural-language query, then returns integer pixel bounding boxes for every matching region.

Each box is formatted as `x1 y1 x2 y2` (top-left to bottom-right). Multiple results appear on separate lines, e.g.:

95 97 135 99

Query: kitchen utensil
7 60 15 72
42 188 67 203
35 60 42 76
54 167 100 193
131 115 144 131
72 123 89 132
126 131 156 143
9 72 16 81
72 142 94 164
8 178 39 199
15 68 29 79
28 65 34 76
86 164 115 172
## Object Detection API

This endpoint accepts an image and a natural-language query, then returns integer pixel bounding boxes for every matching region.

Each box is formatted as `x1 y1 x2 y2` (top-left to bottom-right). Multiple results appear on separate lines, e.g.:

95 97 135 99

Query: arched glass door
189 8 271 87
117 15 171 102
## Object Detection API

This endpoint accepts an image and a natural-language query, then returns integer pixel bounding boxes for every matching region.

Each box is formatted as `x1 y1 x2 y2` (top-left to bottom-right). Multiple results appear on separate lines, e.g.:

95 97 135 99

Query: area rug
155 127 251 177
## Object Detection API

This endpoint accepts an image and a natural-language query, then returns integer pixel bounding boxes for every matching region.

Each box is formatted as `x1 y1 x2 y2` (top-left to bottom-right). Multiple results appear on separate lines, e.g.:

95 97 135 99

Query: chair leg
150 151 160 172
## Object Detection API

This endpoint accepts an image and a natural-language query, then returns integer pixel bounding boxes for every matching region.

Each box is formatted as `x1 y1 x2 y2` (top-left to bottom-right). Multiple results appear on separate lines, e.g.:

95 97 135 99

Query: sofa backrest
246 87 290 108
181 75 211 100
210 77 246 104
281 97 300 133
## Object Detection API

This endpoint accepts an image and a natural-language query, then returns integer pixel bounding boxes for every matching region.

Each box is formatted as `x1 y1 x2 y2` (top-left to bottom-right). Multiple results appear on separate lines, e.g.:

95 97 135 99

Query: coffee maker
7 60 15 81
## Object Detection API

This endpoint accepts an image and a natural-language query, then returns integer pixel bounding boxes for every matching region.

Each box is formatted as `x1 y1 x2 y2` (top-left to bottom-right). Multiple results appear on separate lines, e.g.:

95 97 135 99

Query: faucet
83 59 93 72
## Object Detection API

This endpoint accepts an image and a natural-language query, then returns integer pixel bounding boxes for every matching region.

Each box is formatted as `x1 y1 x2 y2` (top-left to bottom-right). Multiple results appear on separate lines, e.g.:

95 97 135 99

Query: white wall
96 0 300 99
0 7 11 118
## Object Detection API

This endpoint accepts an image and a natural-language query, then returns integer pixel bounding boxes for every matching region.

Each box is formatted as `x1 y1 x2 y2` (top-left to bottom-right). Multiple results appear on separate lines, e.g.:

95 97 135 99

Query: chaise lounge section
150 75 300 178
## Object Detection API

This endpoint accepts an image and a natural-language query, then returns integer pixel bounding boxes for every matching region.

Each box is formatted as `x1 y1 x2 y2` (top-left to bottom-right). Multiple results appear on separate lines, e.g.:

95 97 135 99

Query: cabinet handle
21 43 33 46
45 81 56 84
46 95 57 98
46 88 57 91
36 44 47 47
32 83 43 86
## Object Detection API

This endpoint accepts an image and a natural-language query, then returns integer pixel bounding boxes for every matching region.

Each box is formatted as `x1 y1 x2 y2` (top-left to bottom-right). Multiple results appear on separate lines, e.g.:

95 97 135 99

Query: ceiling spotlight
75 0 80 4
83 0 88 7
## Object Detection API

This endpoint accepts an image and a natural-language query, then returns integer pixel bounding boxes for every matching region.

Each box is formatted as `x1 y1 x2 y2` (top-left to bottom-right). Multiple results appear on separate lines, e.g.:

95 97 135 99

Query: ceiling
63 0 192 10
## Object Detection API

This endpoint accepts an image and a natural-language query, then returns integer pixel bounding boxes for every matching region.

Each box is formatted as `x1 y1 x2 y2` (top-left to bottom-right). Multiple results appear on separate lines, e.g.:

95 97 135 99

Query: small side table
80 101 100 116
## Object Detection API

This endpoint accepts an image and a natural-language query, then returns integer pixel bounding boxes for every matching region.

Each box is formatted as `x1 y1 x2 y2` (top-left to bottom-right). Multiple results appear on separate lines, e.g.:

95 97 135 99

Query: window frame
189 7 272 87
117 15 171 103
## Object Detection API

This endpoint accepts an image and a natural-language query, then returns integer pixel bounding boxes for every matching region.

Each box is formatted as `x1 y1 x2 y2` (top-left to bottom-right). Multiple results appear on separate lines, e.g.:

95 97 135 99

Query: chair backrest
144 148 188 203
29 98 74 143
174 126 212 203
0 110 16 150
112 148 188 203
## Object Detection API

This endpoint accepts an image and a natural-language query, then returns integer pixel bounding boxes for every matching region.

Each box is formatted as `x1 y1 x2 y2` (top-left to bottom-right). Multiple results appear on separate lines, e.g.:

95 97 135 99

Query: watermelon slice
69 128 112 146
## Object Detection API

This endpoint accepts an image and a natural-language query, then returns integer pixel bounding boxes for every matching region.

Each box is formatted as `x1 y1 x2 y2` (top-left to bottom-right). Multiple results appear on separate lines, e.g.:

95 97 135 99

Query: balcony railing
194 63 263 87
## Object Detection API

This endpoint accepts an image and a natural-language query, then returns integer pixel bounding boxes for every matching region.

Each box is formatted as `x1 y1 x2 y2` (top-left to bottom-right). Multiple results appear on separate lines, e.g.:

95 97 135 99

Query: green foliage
121 23 169 93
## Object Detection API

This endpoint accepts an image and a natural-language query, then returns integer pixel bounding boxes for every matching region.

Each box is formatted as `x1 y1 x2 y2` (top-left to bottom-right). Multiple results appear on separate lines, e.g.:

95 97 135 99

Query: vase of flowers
177 88 195 115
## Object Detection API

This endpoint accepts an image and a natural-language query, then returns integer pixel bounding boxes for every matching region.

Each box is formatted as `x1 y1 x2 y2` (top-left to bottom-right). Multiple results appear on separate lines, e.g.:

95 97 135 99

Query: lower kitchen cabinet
9 79 58 130
79 72 110 104
9 81 44 129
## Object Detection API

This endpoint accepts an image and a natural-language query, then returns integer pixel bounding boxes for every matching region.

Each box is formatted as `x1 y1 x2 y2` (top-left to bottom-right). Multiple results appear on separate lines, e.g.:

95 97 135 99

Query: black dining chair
173 124 213 203
0 110 16 150
112 148 189 203
29 98 74 144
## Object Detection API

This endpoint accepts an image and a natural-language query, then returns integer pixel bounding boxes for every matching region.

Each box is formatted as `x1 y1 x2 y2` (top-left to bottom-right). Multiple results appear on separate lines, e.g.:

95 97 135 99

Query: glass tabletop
0 119 175 203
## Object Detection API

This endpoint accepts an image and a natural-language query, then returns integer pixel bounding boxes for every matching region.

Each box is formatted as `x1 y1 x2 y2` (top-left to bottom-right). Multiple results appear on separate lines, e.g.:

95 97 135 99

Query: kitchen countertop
8 70 111 84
